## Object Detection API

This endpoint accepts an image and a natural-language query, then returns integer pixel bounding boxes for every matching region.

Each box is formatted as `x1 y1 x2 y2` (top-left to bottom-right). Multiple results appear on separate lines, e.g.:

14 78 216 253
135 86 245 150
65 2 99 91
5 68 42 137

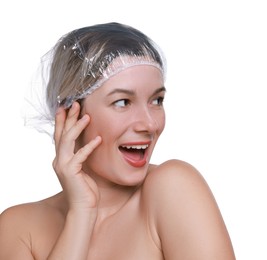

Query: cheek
83 113 115 142
156 111 166 134
75 118 101 148
80 102 109 138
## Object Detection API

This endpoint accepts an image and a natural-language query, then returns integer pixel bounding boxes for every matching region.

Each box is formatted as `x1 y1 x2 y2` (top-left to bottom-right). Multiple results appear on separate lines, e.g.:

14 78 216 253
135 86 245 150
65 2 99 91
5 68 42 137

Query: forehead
81 65 165 111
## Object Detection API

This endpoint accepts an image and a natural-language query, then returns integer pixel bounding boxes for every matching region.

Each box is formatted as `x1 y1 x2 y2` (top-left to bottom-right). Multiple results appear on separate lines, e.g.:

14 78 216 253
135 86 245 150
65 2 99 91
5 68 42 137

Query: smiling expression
77 64 166 187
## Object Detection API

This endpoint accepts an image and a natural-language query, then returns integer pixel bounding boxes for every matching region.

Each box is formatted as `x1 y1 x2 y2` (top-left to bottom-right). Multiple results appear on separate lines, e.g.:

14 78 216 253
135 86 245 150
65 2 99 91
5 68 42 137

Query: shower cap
23 22 166 138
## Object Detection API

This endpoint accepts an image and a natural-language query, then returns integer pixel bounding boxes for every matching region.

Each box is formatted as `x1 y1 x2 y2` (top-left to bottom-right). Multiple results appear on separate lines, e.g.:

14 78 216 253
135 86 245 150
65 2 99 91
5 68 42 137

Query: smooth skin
0 65 235 259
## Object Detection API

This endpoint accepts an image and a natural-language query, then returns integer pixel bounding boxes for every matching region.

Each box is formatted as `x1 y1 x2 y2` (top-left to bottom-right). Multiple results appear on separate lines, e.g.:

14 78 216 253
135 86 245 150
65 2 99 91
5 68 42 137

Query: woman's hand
53 102 102 211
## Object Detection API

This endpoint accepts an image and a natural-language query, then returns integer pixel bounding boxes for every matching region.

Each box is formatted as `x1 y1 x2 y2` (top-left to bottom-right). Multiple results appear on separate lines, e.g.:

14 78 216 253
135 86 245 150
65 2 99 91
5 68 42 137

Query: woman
0 22 235 259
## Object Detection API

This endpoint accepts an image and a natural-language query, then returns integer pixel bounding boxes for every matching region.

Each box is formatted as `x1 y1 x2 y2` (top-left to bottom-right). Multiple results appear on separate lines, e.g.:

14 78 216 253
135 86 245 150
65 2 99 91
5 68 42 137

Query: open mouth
119 144 149 167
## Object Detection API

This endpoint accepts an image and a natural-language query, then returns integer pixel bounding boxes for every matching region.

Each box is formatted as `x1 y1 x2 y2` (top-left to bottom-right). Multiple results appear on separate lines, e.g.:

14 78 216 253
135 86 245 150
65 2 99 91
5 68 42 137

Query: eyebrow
153 86 166 95
107 86 166 97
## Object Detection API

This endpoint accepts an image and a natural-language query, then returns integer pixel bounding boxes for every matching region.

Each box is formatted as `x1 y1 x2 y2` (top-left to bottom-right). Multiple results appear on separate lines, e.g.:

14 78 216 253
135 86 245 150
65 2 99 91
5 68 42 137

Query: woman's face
78 64 166 187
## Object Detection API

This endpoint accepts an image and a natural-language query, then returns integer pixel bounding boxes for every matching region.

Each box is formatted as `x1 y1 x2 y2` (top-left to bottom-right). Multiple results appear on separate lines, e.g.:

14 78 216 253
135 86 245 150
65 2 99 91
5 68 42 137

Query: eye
152 96 164 106
113 99 130 107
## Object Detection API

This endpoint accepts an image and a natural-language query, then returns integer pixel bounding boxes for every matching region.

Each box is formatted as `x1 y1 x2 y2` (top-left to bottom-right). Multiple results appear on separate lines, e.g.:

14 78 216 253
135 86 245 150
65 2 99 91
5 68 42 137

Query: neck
96 182 138 221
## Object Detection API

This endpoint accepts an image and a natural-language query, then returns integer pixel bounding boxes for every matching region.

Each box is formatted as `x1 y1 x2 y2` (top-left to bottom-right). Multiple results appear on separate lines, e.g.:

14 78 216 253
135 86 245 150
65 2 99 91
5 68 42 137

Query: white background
0 1 266 259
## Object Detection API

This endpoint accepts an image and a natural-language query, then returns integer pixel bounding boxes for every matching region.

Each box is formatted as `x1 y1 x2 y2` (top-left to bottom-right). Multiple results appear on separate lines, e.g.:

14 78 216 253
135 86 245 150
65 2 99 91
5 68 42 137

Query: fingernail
82 114 89 121
95 136 102 142
72 102 78 108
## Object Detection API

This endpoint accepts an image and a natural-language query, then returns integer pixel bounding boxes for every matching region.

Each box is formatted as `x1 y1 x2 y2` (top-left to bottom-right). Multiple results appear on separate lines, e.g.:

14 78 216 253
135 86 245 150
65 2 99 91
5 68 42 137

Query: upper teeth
121 144 149 149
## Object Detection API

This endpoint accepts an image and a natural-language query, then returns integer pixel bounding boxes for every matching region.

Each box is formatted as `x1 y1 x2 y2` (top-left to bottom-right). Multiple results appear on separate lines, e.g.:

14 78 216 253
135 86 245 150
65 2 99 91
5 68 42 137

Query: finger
54 106 67 151
64 102 81 133
56 114 91 159
68 114 91 140
72 136 102 164
55 102 85 155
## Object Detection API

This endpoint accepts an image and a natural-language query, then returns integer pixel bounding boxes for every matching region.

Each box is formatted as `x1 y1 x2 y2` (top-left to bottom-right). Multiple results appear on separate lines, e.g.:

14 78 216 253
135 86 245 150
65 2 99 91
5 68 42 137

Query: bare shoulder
144 159 209 197
142 159 236 259
0 192 66 259
0 192 66 227
142 158 221 227
142 159 214 216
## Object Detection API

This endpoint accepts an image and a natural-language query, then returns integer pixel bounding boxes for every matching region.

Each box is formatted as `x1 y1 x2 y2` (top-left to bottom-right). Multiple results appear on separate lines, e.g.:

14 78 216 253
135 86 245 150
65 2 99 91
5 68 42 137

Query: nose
132 105 164 134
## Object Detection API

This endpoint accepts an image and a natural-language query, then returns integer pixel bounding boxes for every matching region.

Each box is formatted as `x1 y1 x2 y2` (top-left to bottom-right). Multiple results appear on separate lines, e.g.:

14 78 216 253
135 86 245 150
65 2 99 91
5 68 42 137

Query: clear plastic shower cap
23 22 166 138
